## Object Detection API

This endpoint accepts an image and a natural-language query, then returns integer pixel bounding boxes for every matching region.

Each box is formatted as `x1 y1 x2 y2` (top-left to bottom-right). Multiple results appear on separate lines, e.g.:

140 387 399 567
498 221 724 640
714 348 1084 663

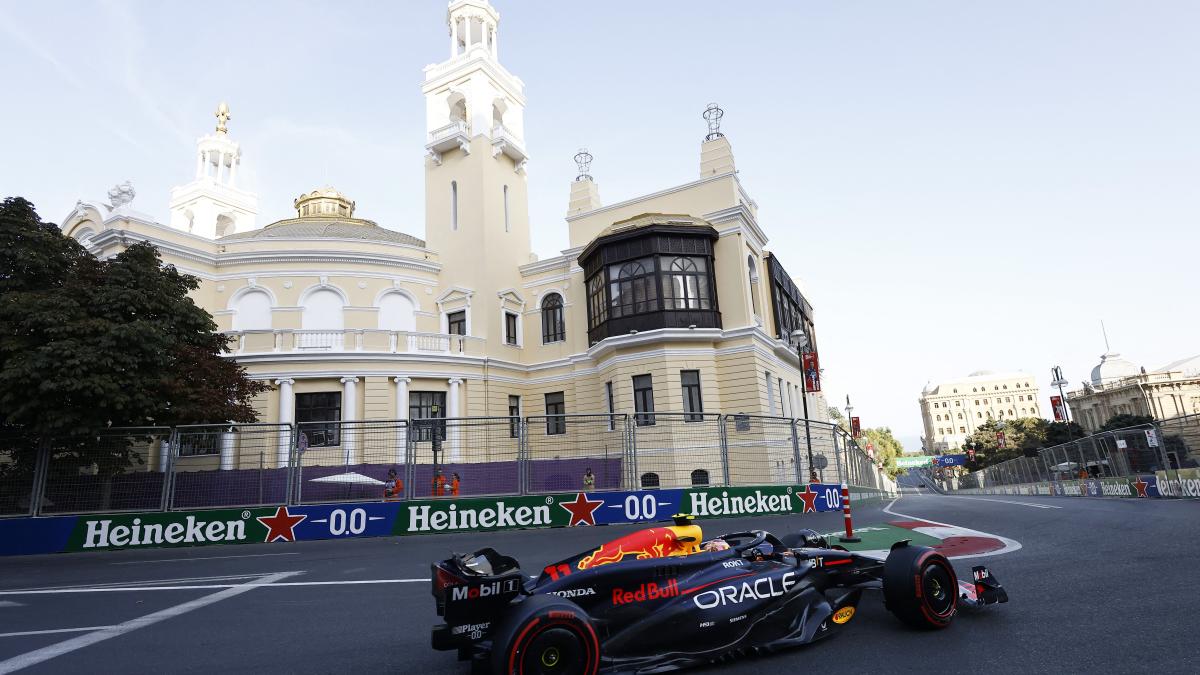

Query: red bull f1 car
430 516 1008 674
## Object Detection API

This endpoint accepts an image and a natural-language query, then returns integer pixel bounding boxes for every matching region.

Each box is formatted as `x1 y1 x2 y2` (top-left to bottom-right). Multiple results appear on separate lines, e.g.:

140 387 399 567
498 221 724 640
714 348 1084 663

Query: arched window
691 469 710 486
609 258 656 317
747 255 761 317
640 472 660 489
541 293 565 343
450 181 458 231
232 290 272 331
300 288 345 349
663 256 710 310
378 293 416 332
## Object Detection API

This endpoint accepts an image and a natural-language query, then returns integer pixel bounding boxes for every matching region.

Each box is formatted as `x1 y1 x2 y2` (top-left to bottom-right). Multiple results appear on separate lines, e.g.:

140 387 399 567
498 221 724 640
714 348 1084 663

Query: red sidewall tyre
883 545 958 630
490 595 600 675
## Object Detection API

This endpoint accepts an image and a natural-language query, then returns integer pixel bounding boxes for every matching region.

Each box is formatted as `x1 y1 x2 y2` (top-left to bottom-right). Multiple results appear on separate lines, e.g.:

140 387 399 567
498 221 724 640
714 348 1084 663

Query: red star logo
560 492 604 527
797 485 819 513
257 506 307 542
1133 477 1149 498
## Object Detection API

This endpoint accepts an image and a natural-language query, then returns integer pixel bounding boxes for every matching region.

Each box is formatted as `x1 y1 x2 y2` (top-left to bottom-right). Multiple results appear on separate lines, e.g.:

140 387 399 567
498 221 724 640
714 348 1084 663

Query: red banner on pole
850 416 861 439
997 431 1007 449
802 351 821 392
1050 395 1065 422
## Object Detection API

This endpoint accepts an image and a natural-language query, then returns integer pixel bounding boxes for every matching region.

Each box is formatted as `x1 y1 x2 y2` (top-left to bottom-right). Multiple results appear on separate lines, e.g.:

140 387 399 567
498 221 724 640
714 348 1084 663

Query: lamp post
788 329 816 479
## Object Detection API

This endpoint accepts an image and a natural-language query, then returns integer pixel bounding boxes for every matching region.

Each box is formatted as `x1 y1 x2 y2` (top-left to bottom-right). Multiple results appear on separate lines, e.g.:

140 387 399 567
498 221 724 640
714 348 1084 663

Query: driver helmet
793 528 829 549
702 539 731 552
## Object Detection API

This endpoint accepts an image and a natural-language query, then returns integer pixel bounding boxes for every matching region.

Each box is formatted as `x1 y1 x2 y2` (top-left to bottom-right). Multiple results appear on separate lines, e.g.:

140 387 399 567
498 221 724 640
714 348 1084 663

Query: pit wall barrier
0 482 893 556
942 468 1200 500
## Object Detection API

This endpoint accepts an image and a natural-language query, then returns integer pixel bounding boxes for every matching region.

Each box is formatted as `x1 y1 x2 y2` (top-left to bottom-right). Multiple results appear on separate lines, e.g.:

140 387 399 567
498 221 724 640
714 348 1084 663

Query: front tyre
490 594 600 675
883 544 958 629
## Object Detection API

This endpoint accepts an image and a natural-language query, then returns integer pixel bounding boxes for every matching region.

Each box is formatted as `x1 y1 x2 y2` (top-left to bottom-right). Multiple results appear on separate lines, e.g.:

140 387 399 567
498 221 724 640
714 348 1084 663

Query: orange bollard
838 483 861 543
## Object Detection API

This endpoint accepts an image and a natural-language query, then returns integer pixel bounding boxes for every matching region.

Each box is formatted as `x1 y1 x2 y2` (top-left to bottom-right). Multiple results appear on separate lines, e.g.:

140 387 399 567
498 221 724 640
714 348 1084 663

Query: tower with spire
422 0 531 341
167 102 258 238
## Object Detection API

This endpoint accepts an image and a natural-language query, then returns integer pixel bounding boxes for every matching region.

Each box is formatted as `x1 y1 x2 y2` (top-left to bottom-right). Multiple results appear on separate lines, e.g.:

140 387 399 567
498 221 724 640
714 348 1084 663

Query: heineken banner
895 455 933 469
0 483 847 557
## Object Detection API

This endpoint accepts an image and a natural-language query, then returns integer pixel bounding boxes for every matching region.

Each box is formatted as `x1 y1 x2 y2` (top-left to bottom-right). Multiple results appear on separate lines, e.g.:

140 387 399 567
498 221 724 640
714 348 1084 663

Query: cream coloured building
919 371 1042 452
59 0 827 492
1065 352 1200 433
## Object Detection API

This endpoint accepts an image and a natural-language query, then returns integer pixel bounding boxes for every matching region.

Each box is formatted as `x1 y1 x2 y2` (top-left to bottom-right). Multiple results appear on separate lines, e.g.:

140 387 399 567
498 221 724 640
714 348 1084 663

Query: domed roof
1090 352 1139 386
219 186 425 246
219 219 425 246
967 370 995 377
922 381 937 395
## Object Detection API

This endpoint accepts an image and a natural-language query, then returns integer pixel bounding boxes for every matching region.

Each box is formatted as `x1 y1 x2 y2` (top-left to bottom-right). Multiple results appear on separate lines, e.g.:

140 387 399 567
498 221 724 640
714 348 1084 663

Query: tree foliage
854 426 905 477
961 418 1086 471
1099 414 1153 432
0 197 268 474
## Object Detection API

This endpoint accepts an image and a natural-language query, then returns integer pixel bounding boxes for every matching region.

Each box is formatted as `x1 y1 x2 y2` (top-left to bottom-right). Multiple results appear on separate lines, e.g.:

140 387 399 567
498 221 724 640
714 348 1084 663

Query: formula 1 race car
430 516 1007 674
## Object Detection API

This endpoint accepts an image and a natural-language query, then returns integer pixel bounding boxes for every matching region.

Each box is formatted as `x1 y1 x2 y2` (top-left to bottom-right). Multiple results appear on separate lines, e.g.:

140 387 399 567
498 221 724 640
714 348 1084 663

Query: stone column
451 17 459 56
195 150 204 179
448 378 463 462
341 377 360 465
229 152 239 187
276 378 295 468
394 376 411 465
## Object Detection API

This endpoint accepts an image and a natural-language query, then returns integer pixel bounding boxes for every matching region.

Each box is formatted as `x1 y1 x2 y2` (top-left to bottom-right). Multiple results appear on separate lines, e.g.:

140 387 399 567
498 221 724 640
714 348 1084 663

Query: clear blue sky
3 1 1198 452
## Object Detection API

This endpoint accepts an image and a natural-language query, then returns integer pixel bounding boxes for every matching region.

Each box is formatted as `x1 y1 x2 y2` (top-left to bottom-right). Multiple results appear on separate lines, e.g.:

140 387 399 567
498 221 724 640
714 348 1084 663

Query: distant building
1065 352 1200 433
918 371 1042 452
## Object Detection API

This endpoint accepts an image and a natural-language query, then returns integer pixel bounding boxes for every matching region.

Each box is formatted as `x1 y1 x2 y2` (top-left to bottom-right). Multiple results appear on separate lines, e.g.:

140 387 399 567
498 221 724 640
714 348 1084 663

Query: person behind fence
432 469 446 497
450 472 461 497
583 467 595 490
384 468 403 501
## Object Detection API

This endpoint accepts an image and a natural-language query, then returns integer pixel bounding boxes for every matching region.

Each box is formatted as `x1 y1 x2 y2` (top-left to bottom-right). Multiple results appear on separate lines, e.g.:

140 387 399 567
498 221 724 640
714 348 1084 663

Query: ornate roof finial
573 147 593 182
703 102 724 141
108 181 136 208
215 102 231 134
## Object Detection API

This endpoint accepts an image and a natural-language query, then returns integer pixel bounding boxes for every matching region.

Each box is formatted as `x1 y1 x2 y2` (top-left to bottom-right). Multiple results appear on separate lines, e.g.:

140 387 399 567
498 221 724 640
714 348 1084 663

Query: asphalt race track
1 493 1197 674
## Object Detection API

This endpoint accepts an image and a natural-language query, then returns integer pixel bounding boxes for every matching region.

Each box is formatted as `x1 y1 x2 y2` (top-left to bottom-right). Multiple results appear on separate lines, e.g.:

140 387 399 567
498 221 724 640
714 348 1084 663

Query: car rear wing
431 547 526 651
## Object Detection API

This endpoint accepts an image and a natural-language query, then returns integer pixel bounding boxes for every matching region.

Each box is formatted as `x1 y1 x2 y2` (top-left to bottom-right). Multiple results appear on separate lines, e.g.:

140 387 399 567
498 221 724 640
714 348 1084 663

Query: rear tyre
490 594 600 675
883 544 958 629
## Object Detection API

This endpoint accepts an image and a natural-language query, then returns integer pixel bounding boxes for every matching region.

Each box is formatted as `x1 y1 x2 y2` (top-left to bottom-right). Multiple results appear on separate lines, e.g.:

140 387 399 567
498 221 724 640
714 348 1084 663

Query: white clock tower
168 102 258 239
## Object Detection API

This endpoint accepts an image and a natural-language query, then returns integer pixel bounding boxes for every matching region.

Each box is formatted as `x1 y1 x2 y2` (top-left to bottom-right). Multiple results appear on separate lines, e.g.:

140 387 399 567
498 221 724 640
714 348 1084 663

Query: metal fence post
718 415 731 487
161 429 179 511
29 438 51 517
626 416 637 491
788 419 803 484
404 418 416 501
518 419 528 496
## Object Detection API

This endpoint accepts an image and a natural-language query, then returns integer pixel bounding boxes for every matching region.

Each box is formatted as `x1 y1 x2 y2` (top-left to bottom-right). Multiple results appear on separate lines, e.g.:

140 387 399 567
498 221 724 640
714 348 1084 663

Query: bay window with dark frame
296 392 342 447
508 395 521 438
447 310 466 336
764 253 817 350
580 221 721 344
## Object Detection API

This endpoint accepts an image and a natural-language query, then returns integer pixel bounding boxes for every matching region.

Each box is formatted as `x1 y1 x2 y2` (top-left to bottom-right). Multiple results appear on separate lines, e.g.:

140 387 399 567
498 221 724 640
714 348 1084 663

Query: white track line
5 573 276 593
112 552 301 565
0 578 426 596
941 495 1062 509
0 627 116 639
884 497 1023 560
0 570 301 674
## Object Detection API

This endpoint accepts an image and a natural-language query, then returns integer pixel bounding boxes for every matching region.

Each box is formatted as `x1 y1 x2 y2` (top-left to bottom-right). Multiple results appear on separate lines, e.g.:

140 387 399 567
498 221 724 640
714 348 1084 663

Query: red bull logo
577 527 680 570
612 579 680 605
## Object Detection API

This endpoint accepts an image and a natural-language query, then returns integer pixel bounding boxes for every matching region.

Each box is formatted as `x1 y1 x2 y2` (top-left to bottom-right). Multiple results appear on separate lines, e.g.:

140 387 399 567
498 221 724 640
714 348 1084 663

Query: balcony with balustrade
426 121 471 165
223 329 484 357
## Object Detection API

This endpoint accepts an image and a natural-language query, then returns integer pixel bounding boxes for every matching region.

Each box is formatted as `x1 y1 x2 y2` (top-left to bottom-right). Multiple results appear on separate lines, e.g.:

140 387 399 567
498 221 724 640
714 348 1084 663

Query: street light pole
789 329 816 480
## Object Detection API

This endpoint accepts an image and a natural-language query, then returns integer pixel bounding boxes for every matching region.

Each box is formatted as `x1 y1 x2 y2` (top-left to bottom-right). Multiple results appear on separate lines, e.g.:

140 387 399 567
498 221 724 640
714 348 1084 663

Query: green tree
0 197 268 478
962 417 1047 470
826 406 850 434
1099 413 1153 432
1043 420 1085 446
855 426 905 477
